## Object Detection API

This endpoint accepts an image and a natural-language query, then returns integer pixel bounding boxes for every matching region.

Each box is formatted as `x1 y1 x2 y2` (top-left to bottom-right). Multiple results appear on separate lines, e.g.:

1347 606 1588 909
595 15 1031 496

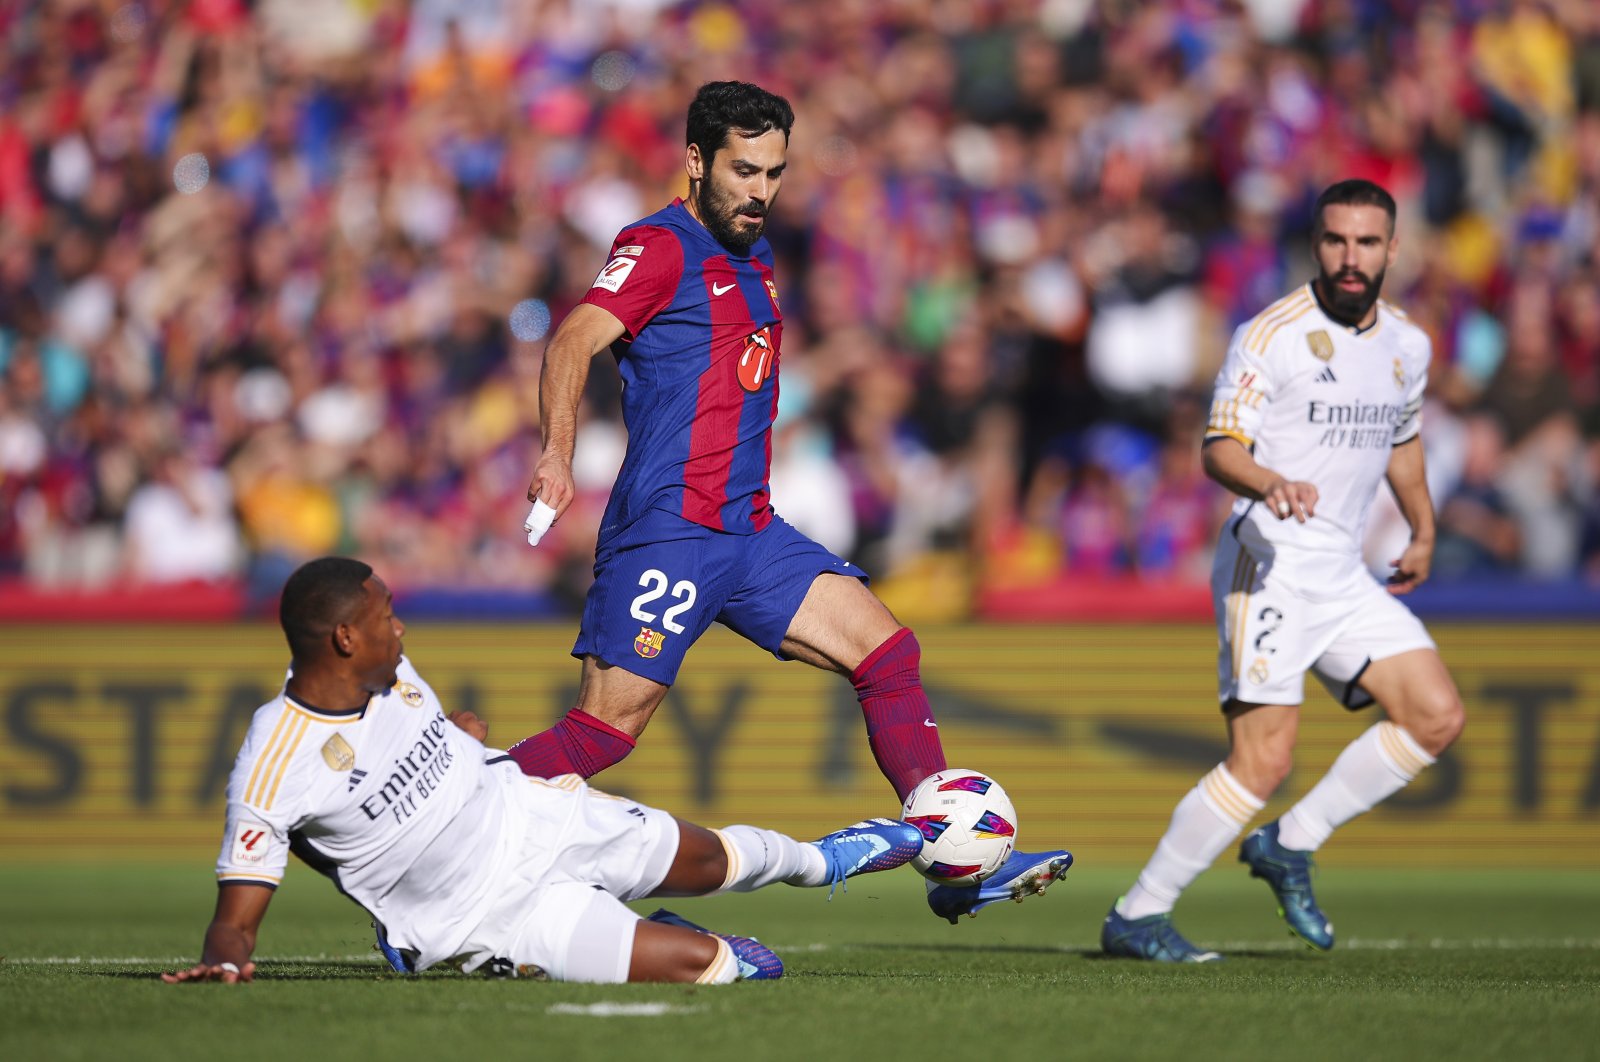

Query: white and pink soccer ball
901 769 1017 887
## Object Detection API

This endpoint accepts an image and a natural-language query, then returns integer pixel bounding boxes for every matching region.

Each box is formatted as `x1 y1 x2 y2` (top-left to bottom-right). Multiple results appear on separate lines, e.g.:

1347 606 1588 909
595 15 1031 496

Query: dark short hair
1313 179 1397 234
686 81 794 168
279 556 374 661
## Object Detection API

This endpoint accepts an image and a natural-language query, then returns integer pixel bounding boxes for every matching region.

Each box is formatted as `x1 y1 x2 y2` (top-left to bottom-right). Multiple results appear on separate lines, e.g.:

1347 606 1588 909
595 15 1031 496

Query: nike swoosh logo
712 282 736 296
923 720 938 728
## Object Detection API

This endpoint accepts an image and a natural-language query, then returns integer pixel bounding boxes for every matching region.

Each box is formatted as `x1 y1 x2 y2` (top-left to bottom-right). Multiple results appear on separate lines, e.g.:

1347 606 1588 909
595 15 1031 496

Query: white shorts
1211 534 1435 709
463 771 680 983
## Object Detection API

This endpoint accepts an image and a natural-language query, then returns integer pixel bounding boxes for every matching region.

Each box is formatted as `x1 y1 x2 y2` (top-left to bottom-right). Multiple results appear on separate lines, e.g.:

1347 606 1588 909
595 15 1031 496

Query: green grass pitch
2 864 1596 1061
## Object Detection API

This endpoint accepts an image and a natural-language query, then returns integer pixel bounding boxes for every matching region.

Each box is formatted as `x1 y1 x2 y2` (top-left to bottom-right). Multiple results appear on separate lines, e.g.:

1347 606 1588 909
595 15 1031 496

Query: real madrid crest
634 627 665 659
1393 358 1406 391
321 733 356 772
1247 657 1271 685
1306 330 1335 362
393 681 425 707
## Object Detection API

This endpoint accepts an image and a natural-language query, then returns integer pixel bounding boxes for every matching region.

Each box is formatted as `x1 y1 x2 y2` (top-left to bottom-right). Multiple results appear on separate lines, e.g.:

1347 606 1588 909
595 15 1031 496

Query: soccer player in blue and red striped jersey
502 82 1069 922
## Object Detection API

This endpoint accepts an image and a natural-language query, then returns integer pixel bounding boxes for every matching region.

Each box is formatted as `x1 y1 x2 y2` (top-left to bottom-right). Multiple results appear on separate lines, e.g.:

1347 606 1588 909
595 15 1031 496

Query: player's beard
1318 265 1385 326
695 177 765 252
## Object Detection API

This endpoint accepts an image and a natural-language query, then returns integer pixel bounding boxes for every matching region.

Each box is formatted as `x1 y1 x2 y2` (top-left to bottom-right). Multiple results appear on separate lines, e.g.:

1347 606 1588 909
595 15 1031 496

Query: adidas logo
347 768 368 792
1314 367 1337 384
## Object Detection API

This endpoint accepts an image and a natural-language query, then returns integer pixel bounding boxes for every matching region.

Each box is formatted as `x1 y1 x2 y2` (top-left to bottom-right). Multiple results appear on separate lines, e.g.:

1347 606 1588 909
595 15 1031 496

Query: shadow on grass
834 941 1320 963
90 962 425 983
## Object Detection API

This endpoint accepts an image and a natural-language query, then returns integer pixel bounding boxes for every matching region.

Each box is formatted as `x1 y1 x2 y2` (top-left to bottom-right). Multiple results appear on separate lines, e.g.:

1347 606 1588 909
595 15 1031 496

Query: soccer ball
901 769 1017 887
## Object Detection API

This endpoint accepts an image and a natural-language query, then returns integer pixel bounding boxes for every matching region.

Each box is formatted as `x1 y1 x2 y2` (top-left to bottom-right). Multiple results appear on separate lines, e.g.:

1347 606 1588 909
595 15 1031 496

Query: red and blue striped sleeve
580 226 683 339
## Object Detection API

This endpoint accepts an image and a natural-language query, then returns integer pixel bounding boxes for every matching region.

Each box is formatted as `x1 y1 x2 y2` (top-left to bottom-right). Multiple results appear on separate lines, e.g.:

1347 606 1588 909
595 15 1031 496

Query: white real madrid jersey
215 656 535 969
1206 283 1430 590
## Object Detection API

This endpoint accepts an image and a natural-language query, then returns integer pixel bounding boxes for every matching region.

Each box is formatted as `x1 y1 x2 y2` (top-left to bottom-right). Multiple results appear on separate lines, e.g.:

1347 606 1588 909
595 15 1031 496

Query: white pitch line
547 1003 706 1017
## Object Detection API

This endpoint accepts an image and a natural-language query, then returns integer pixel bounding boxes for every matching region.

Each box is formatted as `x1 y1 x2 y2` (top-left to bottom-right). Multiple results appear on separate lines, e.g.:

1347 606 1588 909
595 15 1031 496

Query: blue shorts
573 509 865 685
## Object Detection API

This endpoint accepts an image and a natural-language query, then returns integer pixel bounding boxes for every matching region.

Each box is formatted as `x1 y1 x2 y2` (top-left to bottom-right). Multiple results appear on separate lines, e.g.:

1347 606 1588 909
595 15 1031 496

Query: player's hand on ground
448 709 488 742
1386 539 1433 595
1262 477 1318 522
161 959 255 984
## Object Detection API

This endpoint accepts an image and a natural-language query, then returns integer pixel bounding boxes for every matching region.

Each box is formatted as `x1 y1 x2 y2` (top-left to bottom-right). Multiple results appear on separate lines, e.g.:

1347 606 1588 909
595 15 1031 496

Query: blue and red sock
852 627 948 802
506 708 636 778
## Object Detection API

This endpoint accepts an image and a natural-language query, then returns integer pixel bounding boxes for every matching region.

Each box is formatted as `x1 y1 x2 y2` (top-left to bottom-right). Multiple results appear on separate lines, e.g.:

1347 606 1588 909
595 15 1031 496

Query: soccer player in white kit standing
1101 180 1466 962
163 557 922 985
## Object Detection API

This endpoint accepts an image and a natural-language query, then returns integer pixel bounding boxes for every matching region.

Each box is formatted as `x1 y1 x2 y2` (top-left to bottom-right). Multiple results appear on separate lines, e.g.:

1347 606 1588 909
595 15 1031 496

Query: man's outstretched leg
779 573 948 801
632 816 923 981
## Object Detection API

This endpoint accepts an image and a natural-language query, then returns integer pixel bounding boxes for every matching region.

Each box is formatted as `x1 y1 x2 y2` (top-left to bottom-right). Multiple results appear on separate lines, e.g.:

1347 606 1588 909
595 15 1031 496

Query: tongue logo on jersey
738 326 776 392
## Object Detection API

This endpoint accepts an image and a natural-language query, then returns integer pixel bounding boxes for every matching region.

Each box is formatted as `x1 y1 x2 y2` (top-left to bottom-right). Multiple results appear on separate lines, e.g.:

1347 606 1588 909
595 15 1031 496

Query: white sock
713 825 828 891
1120 763 1265 920
1277 721 1434 852
695 936 739 984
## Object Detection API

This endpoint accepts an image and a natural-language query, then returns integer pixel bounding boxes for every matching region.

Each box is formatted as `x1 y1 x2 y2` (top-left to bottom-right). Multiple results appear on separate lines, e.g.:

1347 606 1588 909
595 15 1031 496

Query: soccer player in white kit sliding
163 557 922 986
1101 179 1466 962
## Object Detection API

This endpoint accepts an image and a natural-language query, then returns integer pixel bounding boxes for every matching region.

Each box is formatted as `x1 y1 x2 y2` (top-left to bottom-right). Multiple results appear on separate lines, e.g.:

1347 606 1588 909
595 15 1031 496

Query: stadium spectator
0 0 1595 607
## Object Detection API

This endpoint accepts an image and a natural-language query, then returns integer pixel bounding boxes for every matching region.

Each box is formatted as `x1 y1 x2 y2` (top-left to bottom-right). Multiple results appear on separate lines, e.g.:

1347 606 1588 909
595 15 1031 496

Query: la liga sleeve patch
591 256 638 293
580 224 683 336
231 820 273 866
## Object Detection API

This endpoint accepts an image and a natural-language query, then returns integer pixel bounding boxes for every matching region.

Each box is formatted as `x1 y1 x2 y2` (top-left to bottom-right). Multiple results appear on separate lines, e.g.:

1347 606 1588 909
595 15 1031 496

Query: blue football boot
925 849 1073 924
374 921 416 973
811 818 924 897
1239 819 1334 951
645 909 784 980
1101 903 1223 963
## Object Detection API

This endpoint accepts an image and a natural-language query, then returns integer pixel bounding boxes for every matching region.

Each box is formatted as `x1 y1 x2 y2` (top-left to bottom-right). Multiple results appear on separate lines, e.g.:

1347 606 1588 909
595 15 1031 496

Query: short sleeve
213 712 303 888
579 225 684 338
1392 334 1429 445
1205 325 1277 447
216 807 290 888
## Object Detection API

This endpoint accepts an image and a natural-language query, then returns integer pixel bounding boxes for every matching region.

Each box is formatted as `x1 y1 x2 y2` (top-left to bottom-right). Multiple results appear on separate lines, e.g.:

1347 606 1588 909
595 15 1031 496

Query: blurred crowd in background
1 0 1598 617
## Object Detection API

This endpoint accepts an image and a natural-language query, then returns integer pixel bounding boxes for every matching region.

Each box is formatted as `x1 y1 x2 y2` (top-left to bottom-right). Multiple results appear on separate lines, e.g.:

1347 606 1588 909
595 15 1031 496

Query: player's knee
656 823 729 894
631 927 722 983
1406 689 1465 756
1227 745 1292 797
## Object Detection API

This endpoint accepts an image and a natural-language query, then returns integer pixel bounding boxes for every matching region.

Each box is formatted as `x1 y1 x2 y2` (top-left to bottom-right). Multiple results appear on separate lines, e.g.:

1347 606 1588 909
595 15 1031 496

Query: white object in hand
523 499 558 546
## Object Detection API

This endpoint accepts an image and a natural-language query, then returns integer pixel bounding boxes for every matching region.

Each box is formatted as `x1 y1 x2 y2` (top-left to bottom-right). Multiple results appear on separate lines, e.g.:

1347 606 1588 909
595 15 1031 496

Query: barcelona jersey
581 198 783 541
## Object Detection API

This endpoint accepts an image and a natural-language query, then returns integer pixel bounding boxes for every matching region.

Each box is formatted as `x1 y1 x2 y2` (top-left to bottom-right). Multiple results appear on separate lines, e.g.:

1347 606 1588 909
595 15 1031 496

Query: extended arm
162 882 275 984
527 303 628 519
1383 435 1435 594
1201 436 1319 523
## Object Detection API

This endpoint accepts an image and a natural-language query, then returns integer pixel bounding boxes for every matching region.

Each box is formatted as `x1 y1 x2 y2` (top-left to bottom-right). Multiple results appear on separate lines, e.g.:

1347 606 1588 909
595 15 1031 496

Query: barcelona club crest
634 627 666 659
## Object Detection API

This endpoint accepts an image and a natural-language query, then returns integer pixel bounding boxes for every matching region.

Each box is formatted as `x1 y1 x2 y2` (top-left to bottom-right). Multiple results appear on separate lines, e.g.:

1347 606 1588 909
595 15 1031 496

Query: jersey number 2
630 569 698 634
